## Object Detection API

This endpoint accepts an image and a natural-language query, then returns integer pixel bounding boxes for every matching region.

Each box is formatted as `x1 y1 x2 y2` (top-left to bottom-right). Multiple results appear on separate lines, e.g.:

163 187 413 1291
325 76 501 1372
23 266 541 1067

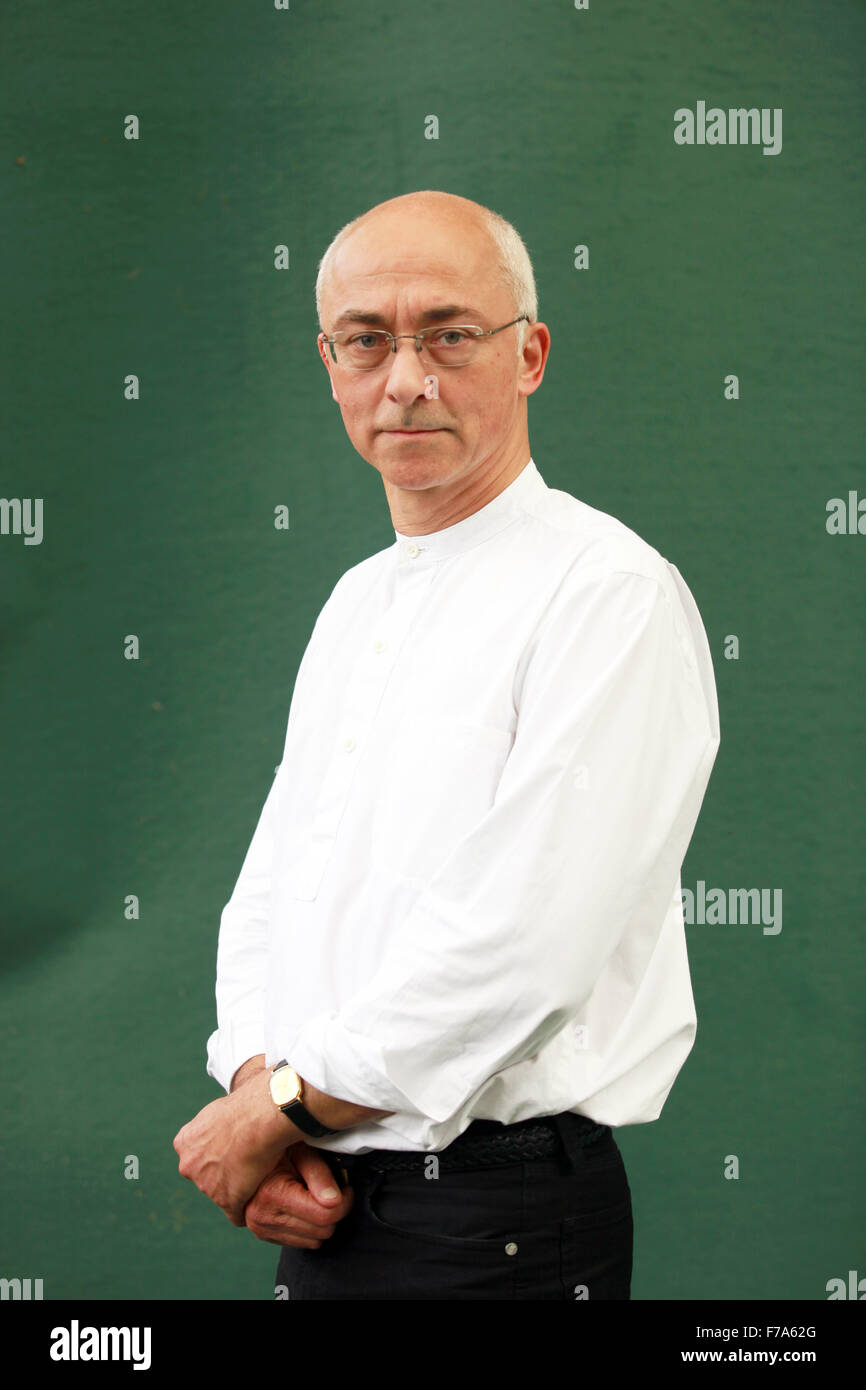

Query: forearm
230 1054 267 1092
302 1076 394 1130
229 1053 393 1130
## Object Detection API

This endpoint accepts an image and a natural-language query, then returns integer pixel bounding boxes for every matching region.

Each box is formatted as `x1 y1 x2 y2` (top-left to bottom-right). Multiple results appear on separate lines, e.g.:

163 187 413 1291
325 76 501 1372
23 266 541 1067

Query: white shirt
206 457 721 1154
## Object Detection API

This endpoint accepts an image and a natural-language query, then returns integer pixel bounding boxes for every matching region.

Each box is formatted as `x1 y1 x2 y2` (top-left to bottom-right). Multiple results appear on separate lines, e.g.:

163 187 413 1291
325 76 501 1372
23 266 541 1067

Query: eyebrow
331 305 487 331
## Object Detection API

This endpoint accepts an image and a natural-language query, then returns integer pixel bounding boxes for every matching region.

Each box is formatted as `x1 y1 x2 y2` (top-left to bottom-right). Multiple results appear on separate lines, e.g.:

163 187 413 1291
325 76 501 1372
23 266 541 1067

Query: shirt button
342 735 356 752
372 638 387 653
405 542 420 558
505 1242 518 1256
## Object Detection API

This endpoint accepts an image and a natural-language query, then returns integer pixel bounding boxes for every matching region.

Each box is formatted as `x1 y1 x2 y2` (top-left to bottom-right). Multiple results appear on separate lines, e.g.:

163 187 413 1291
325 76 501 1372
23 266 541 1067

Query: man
173 190 721 1300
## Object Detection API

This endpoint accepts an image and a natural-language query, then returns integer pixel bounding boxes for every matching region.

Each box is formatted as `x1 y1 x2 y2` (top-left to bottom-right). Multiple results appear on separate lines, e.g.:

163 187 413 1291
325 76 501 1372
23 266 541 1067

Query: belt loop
324 1150 359 1189
327 1149 378 1192
549 1113 585 1174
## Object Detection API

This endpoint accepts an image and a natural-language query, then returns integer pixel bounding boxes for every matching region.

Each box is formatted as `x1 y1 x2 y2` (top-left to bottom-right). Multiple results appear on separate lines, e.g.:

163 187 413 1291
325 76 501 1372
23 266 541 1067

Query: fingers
291 1143 351 1208
268 1152 302 1183
243 1165 354 1248
253 1165 354 1227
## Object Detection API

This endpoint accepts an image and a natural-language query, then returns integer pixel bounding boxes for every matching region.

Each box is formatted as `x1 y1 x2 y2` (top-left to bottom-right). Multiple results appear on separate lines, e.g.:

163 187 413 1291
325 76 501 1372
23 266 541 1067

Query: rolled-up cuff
281 1013 469 1124
206 1023 267 1094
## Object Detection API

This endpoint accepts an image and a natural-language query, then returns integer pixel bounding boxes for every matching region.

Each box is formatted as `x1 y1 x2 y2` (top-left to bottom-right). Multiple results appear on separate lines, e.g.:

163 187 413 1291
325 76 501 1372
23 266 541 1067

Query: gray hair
315 194 537 356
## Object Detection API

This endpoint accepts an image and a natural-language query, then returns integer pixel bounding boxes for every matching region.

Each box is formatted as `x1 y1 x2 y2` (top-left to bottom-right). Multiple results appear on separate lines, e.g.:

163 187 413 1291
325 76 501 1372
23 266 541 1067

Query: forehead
324 211 509 323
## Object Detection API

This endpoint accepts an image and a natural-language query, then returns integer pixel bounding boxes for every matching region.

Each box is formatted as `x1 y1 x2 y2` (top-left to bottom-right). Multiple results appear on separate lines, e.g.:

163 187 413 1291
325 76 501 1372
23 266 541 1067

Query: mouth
383 428 446 436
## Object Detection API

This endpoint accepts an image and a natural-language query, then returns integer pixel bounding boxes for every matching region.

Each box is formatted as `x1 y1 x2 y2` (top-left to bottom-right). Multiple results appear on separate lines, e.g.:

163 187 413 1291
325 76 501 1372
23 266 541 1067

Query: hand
173 1071 297 1226
244 1144 355 1247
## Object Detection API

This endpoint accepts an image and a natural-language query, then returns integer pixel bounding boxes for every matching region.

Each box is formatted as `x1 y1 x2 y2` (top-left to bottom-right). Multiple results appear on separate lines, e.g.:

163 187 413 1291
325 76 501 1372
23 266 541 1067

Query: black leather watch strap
282 1099 341 1138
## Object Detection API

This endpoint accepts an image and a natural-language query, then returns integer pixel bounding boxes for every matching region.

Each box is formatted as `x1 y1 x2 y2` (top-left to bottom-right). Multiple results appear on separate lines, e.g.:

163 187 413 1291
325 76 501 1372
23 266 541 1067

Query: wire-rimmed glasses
321 315 529 369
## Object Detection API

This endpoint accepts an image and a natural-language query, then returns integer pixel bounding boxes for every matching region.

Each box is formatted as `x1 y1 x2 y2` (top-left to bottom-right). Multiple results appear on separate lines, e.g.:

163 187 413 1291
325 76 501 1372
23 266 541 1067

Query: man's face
317 208 541 495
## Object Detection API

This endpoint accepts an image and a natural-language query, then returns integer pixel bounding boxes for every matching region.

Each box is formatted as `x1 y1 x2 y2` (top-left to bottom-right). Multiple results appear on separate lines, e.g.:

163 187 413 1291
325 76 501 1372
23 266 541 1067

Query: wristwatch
268 1060 341 1137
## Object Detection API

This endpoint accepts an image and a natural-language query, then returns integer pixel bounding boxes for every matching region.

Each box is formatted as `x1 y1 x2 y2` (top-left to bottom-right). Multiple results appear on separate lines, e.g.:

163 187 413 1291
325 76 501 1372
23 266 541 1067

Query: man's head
315 191 550 527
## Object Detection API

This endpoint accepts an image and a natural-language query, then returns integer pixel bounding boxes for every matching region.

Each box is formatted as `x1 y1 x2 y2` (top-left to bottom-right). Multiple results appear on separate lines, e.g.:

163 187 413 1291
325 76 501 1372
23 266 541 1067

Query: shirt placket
291 550 436 899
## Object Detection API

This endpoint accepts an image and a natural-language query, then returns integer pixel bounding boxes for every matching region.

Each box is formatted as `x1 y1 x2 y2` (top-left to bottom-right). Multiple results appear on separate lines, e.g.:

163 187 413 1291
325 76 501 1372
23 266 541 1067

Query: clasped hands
172 1064 354 1248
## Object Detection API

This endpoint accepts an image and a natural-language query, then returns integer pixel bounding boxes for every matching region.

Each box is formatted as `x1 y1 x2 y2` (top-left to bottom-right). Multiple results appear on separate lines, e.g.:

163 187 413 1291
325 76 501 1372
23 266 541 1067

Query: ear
317 332 340 403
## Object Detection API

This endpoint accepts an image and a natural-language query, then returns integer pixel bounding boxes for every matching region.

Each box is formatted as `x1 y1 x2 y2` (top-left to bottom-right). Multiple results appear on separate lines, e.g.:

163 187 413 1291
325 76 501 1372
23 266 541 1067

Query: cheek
464 375 506 426
337 392 370 430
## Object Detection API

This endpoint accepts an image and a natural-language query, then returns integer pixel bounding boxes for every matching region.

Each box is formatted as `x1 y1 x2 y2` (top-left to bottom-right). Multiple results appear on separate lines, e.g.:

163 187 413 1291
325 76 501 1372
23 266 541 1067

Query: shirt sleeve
204 583 348 1092
205 768 280 1093
283 562 722 1124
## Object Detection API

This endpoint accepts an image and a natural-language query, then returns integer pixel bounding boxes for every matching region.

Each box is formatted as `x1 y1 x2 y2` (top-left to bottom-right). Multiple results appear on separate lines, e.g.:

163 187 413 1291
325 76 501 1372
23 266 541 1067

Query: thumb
292 1144 345 1204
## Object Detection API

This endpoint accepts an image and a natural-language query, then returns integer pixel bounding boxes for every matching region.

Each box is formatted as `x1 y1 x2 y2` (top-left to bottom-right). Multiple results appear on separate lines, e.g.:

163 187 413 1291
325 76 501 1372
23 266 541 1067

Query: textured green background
2 0 863 1299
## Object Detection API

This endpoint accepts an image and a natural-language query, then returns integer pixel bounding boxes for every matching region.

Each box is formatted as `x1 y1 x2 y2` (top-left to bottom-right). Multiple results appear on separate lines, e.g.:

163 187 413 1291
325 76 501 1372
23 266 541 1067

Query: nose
384 338 433 405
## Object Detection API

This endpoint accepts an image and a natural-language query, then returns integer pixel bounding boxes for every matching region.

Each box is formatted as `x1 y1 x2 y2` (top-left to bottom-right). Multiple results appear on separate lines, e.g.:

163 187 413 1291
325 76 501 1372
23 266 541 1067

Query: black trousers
274 1114 633 1300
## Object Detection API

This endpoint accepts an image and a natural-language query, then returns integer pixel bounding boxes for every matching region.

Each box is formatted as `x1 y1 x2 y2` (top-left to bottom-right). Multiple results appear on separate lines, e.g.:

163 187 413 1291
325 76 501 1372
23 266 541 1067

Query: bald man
174 190 720 1301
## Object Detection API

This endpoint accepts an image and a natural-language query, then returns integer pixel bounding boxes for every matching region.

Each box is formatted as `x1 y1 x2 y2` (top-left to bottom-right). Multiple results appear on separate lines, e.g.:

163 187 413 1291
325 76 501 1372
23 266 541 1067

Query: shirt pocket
370 717 515 881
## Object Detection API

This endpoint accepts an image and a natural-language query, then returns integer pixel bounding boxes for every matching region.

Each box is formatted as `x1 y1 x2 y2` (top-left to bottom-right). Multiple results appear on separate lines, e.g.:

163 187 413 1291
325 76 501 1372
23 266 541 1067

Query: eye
348 332 385 349
431 328 470 347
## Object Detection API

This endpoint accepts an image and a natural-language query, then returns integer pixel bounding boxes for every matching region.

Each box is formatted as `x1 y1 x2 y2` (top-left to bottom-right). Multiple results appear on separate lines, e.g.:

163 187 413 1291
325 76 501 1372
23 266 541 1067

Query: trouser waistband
327 1111 611 1178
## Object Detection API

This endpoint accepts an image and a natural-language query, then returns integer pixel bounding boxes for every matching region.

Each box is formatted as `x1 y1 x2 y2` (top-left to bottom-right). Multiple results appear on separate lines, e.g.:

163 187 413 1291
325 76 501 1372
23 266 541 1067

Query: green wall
1 0 863 1299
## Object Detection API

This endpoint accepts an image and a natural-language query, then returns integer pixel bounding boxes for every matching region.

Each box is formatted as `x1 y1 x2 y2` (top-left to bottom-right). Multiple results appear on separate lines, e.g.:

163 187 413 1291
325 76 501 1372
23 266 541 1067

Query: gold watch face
269 1065 302 1108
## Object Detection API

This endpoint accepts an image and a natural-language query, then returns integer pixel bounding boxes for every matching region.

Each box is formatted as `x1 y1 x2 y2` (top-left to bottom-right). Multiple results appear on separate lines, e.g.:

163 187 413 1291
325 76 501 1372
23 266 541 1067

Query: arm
205 778 280 1096
279 563 721 1125
185 589 397 1229
230 1052 393 1129
206 607 332 1095
229 1054 266 1092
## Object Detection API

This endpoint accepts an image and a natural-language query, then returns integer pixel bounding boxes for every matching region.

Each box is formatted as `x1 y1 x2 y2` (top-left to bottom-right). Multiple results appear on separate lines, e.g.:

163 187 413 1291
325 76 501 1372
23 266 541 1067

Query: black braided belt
352 1113 611 1174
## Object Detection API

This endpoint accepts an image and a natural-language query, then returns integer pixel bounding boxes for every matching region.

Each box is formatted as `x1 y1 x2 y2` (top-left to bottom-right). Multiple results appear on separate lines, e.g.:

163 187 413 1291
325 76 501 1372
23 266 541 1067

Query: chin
373 442 448 475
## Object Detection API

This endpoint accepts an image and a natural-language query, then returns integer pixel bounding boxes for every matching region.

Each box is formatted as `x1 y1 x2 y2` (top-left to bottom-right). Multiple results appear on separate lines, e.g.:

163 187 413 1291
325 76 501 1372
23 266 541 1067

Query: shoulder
520 482 716 700
521 478 673 591
324 544 391 602
304 543 394 644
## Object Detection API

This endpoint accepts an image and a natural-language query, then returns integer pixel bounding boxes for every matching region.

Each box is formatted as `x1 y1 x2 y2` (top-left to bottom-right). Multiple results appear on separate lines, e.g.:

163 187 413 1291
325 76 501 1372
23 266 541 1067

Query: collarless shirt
206 457 721 1153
